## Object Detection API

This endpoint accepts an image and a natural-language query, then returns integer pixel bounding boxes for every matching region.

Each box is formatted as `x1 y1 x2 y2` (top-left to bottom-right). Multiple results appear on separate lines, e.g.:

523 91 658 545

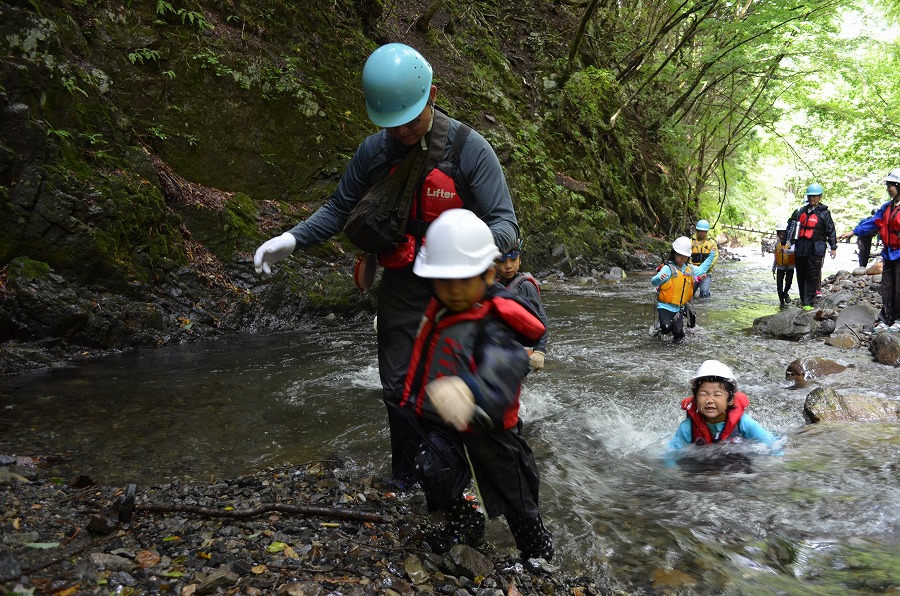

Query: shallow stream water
3 244 898 594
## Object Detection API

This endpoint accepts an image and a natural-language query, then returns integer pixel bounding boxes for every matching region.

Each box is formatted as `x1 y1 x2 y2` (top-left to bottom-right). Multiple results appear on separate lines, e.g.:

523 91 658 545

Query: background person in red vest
842 169 900 330
785 183 837 310
253 44 519 489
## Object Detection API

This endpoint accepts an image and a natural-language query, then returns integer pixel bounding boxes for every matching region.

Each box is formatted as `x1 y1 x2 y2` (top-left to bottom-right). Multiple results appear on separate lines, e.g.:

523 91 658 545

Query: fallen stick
135 501 389 524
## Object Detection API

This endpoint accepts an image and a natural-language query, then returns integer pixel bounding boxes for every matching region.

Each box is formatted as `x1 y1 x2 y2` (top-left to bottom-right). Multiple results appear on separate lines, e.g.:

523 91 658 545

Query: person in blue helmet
840 169 900 330
253 43 519 490
496 237 549 371
690 220 719 298
785 183 837 310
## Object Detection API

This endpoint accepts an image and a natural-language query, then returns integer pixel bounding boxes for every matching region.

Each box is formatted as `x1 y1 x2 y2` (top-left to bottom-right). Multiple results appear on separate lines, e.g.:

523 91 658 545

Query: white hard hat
884 169 900 184
672 236 692 257
775 222 787 232
413 209 500 279
690 359 737 390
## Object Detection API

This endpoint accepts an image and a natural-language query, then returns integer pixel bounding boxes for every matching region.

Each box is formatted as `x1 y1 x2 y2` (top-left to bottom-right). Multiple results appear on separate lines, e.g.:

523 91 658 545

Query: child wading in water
668 360 779 450
401 209 553 570
496 237 549 371
772 223 795 306
651 236 716 344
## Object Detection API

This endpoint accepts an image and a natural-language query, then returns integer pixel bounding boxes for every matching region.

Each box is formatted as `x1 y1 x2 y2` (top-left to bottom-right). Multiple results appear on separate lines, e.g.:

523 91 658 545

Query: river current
3 244 898 594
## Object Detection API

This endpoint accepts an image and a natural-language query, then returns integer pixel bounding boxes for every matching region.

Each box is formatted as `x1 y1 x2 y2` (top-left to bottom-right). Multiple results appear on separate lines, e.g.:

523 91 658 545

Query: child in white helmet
496 237 549 371
772 223 795 306
668 360 779 450
651 237 716 344
400 209 553 569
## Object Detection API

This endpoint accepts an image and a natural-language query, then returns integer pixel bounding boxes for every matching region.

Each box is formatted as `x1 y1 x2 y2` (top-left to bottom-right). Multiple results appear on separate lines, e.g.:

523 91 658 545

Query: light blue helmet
806 183 824 197
362 44 433 128
696 219 710 231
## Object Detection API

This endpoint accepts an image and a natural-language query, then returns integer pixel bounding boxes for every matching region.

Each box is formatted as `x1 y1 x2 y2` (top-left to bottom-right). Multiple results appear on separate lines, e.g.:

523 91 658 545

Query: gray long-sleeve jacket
287 112 519 253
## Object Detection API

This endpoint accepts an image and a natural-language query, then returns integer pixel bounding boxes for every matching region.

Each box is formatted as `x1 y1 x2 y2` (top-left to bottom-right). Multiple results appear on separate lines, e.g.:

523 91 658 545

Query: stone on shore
870 332 900 367
803 387 900 423
786 356 848 387
753 307 827 340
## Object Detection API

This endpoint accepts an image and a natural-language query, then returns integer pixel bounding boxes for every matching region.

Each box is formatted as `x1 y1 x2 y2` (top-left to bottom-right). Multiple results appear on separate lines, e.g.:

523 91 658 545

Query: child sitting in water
496 237 549 371
669 360 779 450
651 236 716 345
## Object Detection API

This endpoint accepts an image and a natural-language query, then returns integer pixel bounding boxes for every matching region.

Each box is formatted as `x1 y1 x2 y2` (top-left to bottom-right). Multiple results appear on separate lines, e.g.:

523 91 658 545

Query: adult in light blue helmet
840 169 900 329
690 219 718 298
253 43 519 493
784 182 837 309
362 43 434 128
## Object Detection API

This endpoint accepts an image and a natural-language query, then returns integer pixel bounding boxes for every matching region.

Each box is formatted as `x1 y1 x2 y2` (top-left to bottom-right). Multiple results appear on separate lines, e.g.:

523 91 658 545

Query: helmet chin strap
421 103 436 150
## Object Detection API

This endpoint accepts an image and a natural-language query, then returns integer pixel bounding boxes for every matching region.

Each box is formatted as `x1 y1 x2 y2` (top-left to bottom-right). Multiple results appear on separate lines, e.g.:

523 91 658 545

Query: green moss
303 271 360 310
8 257 52 280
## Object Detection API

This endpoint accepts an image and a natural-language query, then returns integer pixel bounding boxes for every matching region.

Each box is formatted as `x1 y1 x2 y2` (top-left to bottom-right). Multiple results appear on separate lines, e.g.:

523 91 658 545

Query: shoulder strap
396 110 451 236
450 122 471 169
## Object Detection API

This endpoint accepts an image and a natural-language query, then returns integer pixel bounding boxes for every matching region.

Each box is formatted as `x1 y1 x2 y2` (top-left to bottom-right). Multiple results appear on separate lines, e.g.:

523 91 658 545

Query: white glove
529 350 545 371
426 376 475 431
254 232 296 274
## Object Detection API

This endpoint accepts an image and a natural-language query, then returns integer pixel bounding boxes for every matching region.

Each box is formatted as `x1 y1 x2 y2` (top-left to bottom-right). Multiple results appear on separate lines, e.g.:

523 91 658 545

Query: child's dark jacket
400 284 545 430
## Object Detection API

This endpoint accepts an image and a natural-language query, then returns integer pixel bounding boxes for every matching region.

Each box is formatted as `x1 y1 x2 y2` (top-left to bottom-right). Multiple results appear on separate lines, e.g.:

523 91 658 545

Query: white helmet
775 222 787 232
672 236 692 257
884 169 900 184
413 209 500 279
690 359 737 391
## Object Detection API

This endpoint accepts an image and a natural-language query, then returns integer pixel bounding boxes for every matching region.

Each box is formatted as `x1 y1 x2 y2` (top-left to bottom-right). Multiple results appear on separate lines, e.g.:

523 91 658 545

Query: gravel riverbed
1 459 621 596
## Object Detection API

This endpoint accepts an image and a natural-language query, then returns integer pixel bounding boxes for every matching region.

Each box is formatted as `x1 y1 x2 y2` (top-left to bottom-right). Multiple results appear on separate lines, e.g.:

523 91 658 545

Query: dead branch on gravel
137 502 389 524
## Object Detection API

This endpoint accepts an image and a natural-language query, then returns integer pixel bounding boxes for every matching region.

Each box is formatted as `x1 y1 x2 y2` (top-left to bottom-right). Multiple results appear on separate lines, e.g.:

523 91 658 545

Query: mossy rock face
7 257 51 281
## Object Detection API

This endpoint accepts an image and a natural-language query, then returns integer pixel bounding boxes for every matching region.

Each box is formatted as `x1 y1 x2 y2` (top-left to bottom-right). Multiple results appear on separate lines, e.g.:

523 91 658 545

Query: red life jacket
400 293 545 430
798 210 820 239
680 391 750 445
377 167 464 269
875 201 900 250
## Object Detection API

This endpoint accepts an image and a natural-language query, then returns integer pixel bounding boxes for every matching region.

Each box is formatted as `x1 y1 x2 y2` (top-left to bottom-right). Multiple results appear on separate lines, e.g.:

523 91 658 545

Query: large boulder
752 307 824 340
819 289 856 309
803 387 900 423
870 332 900 367
833 302 879 334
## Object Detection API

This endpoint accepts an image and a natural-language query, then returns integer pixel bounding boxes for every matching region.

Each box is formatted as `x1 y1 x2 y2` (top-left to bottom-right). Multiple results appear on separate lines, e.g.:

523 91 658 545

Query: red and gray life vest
680 391 750 445
378 125 471 269
798 207 824 240
400 293 545 430
875 201 900 250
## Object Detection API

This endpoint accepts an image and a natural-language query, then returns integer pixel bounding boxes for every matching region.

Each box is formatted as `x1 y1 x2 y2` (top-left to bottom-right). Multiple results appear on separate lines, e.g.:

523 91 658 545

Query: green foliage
561 66 618 129
155 1 211 31
128 47 161 65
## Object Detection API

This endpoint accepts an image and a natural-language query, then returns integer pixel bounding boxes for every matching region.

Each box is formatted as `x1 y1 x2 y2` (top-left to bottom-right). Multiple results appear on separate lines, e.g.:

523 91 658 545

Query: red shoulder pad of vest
490 296 546 341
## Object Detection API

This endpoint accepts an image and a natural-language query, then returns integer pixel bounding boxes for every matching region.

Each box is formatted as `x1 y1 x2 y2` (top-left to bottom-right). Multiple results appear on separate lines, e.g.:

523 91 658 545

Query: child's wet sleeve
667 419 692 451
739 415 782 454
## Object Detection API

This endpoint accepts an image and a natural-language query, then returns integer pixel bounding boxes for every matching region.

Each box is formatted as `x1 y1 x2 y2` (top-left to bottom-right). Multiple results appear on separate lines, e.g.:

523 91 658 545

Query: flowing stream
3 244 899 594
